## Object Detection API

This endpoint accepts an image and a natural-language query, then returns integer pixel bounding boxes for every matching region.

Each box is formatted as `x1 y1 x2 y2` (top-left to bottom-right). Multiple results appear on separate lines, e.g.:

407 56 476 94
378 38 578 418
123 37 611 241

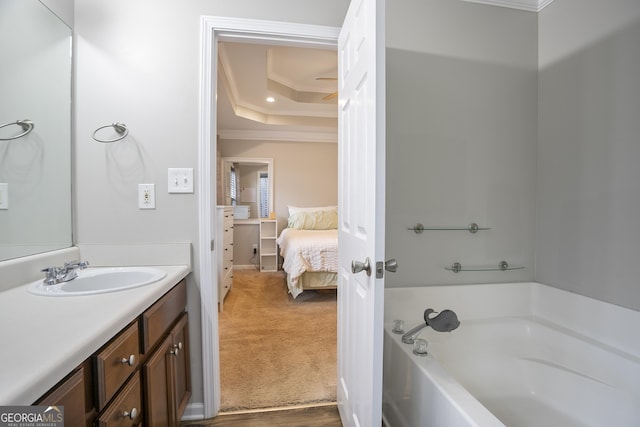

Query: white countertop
0 265 190 405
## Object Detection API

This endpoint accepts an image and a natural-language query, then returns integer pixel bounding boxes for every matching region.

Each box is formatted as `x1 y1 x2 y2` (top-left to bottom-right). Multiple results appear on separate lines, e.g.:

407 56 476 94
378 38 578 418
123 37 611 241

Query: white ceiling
216 42 338 143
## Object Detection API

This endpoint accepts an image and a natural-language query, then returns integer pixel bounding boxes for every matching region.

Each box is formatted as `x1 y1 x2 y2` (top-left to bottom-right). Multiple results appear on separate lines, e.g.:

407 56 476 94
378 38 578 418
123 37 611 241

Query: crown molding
218 129 337 143
461 0 555 12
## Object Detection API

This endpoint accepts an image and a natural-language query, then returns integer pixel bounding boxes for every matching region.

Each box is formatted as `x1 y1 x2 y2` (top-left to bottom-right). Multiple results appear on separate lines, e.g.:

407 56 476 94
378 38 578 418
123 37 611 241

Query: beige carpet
218 269 337 411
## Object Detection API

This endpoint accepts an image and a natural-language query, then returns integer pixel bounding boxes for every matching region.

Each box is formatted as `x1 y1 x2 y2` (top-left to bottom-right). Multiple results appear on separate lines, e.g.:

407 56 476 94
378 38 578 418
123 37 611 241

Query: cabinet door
143 313 190 427
36 366 87 427
170 313 191 422
143 335 172 427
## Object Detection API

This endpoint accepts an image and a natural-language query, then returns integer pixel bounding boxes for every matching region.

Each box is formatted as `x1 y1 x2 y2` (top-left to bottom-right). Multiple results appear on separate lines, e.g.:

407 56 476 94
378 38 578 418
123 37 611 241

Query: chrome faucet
401 308 460 344
41 260 90 285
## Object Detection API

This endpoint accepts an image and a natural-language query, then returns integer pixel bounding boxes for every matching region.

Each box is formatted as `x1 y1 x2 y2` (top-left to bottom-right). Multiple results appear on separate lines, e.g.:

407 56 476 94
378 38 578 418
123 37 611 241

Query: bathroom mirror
0 0 73 261
221 157 274 219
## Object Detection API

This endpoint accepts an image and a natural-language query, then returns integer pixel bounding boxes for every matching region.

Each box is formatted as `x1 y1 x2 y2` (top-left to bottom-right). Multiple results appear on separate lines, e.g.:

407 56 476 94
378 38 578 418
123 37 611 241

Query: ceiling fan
316 77 337 100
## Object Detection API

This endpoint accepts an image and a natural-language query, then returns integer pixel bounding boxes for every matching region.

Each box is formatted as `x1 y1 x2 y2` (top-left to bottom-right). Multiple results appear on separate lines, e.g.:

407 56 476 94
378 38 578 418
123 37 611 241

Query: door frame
198 16 340 418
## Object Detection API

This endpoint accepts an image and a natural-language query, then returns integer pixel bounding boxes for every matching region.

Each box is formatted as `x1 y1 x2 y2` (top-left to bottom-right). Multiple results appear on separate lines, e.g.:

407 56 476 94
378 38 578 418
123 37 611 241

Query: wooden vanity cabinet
33 277 190 427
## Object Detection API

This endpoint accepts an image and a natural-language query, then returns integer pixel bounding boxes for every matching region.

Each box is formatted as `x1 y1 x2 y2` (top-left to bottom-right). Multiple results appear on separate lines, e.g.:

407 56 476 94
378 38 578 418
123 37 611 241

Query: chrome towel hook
92 122 128 143
0 119 35 141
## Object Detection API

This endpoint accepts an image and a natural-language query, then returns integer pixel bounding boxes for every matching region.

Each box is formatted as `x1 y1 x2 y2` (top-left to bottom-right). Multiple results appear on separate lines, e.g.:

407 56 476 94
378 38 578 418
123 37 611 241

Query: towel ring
92 122 128 143
0 119 35 141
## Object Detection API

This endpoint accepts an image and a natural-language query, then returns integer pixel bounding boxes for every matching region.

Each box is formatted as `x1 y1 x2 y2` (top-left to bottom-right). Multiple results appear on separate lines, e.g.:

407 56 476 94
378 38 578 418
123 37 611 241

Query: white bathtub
383 282 640 427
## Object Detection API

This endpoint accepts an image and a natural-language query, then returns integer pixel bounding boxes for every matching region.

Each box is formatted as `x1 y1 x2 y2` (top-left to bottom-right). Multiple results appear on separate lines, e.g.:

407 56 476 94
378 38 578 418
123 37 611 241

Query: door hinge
211 240 215 251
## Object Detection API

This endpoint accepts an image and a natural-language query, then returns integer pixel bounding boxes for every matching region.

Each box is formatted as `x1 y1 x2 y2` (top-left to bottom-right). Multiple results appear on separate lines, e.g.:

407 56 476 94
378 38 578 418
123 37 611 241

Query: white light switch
168 168 194 193
0 183 8 209
138 184 155 209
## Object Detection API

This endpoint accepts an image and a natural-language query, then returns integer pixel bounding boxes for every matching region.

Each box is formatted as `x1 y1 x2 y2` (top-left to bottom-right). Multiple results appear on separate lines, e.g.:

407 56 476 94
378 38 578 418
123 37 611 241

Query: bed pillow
287 205 337 216
288 209 338 230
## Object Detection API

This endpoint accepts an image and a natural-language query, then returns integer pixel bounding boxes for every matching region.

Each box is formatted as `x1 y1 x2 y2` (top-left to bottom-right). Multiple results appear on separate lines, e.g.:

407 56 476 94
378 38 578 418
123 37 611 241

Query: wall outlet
138 184 155 209
252 244 258 254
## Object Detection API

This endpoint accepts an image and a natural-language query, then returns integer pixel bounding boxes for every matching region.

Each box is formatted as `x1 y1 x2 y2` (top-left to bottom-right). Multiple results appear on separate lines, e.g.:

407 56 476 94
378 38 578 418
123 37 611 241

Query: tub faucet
401 308 460 344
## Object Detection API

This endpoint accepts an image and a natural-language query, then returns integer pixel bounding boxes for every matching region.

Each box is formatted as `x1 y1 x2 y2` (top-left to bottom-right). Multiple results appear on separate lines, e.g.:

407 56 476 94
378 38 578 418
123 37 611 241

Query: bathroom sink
27 267 167 296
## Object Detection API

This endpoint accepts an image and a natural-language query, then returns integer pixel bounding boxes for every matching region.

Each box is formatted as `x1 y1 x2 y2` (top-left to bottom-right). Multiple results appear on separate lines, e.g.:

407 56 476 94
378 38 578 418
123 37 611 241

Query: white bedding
276 228 338 297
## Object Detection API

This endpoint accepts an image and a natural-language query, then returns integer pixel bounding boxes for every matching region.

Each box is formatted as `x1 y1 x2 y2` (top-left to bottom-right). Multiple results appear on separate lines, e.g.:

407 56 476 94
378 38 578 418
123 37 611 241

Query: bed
276 206 339 298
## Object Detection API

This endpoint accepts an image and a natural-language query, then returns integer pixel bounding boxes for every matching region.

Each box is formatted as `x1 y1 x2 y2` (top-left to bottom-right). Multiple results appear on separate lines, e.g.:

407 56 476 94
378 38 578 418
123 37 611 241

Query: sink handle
40 267 60 285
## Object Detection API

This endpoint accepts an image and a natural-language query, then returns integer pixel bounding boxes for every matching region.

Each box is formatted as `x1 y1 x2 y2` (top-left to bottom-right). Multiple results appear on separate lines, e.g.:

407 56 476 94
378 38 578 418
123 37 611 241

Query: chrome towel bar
408 222 490 234
445 260 524 273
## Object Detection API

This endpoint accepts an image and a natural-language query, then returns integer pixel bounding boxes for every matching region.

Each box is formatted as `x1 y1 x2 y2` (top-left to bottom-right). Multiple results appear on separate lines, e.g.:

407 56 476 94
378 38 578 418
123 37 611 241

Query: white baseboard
234 264 260 270
181 402 205 421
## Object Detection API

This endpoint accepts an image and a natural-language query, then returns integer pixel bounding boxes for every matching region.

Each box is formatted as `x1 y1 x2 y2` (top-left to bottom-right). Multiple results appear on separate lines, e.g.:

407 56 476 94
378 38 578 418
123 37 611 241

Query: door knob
385 259 398 272
351 258 372 276
375 259 398 278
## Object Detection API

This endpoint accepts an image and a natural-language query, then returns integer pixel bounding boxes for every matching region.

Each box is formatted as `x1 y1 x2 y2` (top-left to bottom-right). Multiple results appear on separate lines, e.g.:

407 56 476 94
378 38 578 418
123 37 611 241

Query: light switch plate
0 183 8 209
168 168 194 193
138 184 155 209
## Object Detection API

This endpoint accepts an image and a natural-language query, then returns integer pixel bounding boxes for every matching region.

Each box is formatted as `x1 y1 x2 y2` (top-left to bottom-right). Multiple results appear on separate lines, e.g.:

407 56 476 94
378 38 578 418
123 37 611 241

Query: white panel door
336 0 386 426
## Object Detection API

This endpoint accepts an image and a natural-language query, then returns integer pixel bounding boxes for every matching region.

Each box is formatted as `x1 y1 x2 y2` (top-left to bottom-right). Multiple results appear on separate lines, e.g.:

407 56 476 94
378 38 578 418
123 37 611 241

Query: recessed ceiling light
266 96 275 103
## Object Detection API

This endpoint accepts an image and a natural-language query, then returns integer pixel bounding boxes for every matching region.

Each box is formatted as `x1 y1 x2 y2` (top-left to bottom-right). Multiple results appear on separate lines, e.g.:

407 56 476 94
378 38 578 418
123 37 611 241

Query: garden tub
383 282 640 427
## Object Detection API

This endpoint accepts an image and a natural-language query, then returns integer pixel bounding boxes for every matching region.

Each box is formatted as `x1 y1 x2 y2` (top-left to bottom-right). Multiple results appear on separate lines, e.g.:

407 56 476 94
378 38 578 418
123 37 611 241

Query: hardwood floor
181 404 343 426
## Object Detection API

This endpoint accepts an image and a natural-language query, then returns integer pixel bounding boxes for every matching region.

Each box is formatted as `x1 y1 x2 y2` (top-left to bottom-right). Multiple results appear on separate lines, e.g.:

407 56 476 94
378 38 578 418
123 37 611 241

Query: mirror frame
222 157 274 218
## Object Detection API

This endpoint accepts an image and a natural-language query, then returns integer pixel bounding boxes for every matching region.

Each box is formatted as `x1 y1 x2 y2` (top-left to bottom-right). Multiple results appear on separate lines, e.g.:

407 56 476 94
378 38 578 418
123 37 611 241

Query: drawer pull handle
122 408 138 420
120 355 136 366
170 342 183 356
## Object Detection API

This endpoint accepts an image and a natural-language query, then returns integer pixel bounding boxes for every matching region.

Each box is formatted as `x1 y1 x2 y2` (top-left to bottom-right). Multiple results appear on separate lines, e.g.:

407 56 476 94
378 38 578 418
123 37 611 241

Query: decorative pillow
287 205 337 216
288 210 338 230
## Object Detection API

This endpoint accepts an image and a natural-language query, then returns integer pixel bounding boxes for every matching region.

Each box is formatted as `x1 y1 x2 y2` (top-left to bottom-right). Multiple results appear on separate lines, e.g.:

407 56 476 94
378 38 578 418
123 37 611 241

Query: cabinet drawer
223 246 233 267
220 274 232 295
96 372 142 427
95 322 140 410
141 279 186 353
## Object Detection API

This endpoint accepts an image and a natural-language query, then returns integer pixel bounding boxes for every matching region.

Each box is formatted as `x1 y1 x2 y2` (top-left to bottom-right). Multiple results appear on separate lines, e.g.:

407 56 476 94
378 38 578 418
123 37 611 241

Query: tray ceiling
217 42 338 142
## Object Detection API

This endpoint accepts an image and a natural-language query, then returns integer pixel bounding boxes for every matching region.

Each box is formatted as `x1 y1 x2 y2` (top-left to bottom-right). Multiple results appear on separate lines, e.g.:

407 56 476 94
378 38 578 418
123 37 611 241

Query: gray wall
536 0 640 311
73 0 348 409
385 0 538 287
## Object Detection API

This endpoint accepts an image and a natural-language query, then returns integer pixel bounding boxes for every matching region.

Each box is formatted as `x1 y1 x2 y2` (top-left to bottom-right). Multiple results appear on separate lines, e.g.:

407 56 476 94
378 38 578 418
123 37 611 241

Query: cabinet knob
122 408 138 420
170 342 183 356
120 355 135 366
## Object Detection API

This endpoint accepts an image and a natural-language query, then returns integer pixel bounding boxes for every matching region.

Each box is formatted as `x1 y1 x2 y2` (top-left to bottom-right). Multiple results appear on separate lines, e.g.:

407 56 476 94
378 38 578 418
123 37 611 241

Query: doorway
216 41 338 408
197 17 341 418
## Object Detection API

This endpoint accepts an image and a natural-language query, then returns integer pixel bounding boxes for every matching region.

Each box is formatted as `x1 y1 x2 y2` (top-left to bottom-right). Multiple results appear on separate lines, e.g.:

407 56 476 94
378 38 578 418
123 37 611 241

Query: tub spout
401 308 460 344
401 323 429 344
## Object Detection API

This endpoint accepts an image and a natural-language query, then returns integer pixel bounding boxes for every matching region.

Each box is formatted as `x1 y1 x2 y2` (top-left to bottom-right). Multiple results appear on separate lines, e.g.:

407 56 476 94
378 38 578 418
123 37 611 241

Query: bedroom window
259 172 269 218
229 165 238 206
